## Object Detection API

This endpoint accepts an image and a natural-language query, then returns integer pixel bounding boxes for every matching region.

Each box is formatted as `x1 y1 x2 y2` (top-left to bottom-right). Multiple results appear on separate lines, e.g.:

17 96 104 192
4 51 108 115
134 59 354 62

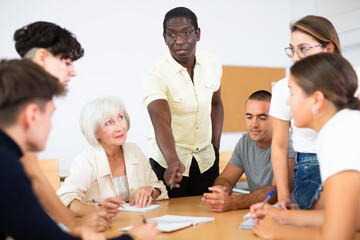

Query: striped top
112 176 130 202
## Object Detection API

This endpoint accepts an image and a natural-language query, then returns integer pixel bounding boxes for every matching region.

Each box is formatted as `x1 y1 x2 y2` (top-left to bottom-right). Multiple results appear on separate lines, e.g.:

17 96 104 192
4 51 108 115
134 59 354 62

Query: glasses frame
165 28 197 42
285 43 324 59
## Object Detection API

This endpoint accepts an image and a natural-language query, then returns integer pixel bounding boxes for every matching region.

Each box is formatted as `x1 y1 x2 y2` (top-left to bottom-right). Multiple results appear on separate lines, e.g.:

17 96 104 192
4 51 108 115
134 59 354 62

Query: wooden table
105 195 360 240
105 195 260 240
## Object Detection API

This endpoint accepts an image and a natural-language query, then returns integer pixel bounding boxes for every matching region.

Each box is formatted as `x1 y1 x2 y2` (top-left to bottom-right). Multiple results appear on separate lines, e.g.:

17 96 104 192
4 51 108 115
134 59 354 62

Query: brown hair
246 90 271 106
291 15 341 55
0 59 66 127
290 53 359 110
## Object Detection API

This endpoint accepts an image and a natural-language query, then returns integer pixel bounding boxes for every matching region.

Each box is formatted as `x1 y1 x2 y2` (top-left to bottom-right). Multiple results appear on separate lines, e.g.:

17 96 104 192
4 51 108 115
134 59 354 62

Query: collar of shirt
0 129 23 159
165 49 201 73
94 143 138 177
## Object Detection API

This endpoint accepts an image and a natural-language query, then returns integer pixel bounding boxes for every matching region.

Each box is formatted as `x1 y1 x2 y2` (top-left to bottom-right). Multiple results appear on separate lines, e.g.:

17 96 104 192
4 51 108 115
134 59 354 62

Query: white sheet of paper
239 218 256 229
118 203 162 213
118 215 215 233
244 212 251 219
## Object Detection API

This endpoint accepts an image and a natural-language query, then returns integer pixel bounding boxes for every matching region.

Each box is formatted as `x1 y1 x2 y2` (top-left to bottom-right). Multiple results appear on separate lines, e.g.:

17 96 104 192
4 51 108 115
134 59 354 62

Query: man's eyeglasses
165 29 196 41
285 44 324 58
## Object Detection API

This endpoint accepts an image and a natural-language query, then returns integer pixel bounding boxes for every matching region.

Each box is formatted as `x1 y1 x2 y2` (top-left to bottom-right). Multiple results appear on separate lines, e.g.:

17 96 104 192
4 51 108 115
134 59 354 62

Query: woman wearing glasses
268 15 360 210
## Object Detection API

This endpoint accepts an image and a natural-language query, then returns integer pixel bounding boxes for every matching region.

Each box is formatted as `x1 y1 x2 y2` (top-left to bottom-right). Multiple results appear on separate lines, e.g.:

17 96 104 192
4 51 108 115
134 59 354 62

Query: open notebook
239 211 255 229
118 215 215 232
239 204 299 229
118 203 162 213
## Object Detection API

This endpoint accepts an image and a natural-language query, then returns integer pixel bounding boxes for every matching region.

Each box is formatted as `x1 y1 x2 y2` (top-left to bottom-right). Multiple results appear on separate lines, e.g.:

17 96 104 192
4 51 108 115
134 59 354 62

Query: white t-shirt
269 67 360 153
317 109 360 183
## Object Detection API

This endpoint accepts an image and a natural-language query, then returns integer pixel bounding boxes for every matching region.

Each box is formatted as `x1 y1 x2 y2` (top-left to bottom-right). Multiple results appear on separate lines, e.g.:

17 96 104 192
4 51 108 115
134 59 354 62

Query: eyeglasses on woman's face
285 44 324 59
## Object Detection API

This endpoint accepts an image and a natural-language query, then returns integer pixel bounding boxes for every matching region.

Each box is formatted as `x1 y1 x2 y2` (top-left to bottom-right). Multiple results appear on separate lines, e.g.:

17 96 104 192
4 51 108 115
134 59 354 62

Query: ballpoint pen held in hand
259 189 275 209
92 199 111 228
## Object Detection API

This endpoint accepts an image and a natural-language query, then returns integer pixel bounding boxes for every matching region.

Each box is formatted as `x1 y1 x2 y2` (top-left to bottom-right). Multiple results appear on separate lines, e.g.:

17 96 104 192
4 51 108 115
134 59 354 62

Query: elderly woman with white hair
57 96 168 220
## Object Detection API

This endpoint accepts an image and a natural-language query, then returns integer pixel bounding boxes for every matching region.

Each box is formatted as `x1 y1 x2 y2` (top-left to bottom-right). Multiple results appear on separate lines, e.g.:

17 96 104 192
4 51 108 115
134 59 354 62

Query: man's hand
203 186 233 212
164 161 185 188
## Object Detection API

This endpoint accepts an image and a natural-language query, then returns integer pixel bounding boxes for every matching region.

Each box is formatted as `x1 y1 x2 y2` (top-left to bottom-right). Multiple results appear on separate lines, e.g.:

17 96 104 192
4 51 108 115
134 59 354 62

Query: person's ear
23 103 40 130
326 42 335 53
312 90 326 112
32 48 50 68
196 28 201 42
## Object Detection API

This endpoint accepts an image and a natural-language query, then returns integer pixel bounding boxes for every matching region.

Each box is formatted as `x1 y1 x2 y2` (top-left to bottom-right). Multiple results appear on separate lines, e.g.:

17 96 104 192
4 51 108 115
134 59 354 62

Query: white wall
0 0 359 172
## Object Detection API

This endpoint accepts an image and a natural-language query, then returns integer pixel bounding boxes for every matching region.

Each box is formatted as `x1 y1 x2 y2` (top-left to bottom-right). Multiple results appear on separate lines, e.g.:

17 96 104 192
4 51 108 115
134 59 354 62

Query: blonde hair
79 96 130 147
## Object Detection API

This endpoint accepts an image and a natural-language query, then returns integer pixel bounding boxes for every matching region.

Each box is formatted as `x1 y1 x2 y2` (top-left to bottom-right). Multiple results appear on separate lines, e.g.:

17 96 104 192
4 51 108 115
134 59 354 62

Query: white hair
79 95 130 147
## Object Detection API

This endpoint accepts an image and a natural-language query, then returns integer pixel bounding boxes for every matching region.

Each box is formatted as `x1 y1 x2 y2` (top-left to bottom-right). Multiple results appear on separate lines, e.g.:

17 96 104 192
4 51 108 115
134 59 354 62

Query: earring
312 108 318 114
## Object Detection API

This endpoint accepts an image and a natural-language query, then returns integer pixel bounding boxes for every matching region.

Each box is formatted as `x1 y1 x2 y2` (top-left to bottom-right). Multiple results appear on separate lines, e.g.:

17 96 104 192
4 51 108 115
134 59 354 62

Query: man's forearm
214 176 234 194
231 185 277 209
153 121 180 166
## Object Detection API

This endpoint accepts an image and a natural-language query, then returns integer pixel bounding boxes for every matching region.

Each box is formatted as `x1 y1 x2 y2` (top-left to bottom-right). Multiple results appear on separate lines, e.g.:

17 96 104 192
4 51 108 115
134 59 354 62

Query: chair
219 151 247 182
219 151 233 173
38 158 61 191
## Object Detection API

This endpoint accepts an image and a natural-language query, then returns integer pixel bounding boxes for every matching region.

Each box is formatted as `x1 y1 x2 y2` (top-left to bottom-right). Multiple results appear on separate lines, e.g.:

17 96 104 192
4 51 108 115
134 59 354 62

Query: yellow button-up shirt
142 50 222 176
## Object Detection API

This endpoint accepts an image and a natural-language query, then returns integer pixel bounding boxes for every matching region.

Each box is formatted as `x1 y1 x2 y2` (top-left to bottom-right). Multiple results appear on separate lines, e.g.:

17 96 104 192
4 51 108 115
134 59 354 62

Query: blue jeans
293 152 322 209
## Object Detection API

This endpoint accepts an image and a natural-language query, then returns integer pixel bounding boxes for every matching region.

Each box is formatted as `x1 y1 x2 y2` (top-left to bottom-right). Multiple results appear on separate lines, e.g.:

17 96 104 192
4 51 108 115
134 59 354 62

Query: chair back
219 151 247 182
38 158 61 191
219 151 233 173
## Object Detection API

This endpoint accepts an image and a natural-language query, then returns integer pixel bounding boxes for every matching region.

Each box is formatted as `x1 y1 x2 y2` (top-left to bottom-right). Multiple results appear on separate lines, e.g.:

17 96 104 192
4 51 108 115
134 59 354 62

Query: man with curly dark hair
12 21 110 233
14 21 84 86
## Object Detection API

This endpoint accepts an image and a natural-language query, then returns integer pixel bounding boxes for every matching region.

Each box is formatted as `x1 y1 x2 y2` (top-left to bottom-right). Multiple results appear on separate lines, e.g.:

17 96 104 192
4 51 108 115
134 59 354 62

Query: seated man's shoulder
239 133 252 145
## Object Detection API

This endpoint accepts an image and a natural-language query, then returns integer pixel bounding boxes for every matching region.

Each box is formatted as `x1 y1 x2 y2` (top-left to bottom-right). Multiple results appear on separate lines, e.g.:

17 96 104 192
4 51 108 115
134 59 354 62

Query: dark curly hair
14 21 84 61
163 7 198 34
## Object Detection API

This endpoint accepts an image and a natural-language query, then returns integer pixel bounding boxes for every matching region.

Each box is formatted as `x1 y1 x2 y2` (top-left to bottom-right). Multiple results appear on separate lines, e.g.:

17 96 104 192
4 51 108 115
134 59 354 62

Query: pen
200 197 206 207
92 199 111 228
140 215 147 224
170 168 178 190
273 203 300 208
259 189 275 210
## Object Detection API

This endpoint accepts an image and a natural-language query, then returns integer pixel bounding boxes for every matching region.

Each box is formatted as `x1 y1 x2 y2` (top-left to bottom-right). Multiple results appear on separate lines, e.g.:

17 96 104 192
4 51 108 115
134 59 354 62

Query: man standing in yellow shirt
142 7 224 197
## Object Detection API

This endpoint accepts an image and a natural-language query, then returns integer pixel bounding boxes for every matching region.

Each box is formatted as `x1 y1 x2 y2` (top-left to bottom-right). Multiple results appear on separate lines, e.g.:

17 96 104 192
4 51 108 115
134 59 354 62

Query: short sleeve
269 78 292 121
209 54 222 91
142 65 168 107
317 110 360 183
229 137 245 170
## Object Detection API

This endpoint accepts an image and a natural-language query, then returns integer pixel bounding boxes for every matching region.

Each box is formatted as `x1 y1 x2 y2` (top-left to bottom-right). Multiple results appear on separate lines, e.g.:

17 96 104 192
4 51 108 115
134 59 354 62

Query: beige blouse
57 142 168 206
